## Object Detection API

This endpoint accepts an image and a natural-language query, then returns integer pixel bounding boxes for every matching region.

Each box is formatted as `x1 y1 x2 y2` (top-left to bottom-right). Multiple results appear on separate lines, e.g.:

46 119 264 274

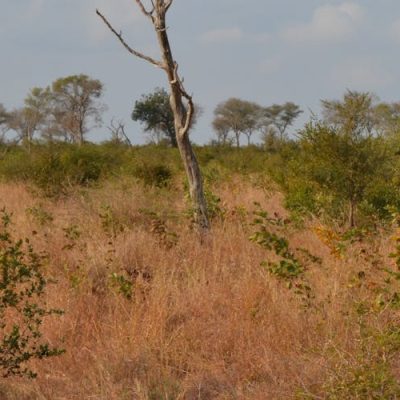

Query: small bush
249 204 319 305
133 163 173 188
0 208 64 378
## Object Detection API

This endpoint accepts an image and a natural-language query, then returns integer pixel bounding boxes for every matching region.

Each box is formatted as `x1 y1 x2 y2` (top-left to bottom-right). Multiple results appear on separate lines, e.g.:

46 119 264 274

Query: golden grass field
1 177 399 399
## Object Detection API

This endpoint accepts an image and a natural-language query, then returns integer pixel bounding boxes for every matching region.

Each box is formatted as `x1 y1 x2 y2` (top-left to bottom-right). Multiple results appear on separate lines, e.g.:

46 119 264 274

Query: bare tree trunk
234 131 240 148
97 1 209 231
348 199 356 228
153 11 209 230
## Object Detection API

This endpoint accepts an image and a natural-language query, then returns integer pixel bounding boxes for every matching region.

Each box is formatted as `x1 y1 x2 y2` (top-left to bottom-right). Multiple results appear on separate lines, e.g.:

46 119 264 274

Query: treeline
2 74 400 152
0 74 304 147
1 77 400 228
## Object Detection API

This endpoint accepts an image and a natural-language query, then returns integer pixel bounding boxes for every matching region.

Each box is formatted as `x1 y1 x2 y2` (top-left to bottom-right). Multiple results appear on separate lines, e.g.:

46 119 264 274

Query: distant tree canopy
7 87 50 147
212 98 302 147
50 75 105 145
4 75 106 147
132 88 176 146
213 98 264 147
264 102 303 140
132 88 201 147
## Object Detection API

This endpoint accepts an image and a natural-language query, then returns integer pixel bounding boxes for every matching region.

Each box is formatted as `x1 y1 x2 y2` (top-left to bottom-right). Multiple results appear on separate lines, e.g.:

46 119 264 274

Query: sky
1 0 400 144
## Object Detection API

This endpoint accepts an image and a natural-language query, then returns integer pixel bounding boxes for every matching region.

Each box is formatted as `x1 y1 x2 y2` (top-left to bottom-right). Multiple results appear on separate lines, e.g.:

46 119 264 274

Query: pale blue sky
2 0 400 143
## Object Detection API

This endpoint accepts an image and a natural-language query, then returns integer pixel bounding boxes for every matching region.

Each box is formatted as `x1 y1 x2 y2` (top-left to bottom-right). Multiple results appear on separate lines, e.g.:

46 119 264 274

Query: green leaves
132 88 177 147
249 205 319 304
0 208 64 378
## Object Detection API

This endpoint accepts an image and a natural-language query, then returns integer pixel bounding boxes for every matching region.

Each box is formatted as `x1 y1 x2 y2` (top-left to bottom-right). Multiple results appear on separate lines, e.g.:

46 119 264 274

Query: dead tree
107 118 132 147
97 1 209 231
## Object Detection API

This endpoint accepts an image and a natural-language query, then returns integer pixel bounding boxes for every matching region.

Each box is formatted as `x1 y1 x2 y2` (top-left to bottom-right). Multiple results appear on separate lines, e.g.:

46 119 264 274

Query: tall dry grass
0 178 399 399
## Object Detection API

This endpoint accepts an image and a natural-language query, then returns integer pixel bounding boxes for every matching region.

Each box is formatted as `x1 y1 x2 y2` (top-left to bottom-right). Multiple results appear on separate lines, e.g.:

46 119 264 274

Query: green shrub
133 163 173 188
0 143 125 196
0 208 64 378
361 181 400 220
249 205 319 305
284 183 319 215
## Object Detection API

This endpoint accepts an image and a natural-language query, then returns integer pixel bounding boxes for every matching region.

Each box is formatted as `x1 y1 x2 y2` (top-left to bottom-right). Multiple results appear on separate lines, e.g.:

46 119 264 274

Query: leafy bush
0 143 124 196
249 204 320 305
0 208 64 378
133 163 173 188
298 324 400 400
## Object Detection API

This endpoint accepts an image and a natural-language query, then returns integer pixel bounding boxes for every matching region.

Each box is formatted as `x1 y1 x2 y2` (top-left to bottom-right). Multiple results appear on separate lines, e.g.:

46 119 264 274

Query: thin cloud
199 28 244 44
199 28 271 45
283 2 364 44
258 56 281 75
390 18 400 43
83 0 142 42
28 0 45 18
331 58 393 90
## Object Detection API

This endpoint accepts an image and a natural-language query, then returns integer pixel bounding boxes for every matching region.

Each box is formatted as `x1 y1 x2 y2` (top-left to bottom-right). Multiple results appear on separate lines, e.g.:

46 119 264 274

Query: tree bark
234 131 240 148
245 132 251 146
154 10 209 230
348 199 356 228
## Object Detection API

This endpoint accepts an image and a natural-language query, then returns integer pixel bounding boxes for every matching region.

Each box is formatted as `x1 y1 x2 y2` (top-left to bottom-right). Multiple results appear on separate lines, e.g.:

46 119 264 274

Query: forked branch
134 0 155 19
96 9 165 69
165 0 174 12
170 62 194 137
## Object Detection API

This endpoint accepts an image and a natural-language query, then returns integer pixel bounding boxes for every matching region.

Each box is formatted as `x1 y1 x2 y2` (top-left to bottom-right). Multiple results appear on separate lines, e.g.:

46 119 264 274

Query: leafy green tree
213 98 263 147
132 88 201 147
374 101 400 140
298 91 388 226
51 74 106 145
132 88 176 146
321 91 376 136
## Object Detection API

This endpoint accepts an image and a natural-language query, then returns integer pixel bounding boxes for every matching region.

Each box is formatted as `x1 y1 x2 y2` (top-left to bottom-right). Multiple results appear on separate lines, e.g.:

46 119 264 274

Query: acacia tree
5 88 50 150
213 98 263 147
51 74 105 145
264 102 303 141
97 0 209 230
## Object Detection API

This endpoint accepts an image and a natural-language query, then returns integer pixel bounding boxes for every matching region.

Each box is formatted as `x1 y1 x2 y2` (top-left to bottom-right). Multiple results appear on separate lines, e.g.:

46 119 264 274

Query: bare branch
108 118 132 147
134 0 155 18
181 96 194 138
96 9 165 69
165 0 173 12
170 62 194 137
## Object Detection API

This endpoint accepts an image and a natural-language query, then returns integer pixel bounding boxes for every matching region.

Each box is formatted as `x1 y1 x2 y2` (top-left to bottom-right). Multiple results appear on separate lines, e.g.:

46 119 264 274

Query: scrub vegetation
0 118 399 398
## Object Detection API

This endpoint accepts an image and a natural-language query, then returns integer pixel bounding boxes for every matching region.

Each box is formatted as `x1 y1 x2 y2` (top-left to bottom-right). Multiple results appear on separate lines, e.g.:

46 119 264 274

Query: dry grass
0 179 399 399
